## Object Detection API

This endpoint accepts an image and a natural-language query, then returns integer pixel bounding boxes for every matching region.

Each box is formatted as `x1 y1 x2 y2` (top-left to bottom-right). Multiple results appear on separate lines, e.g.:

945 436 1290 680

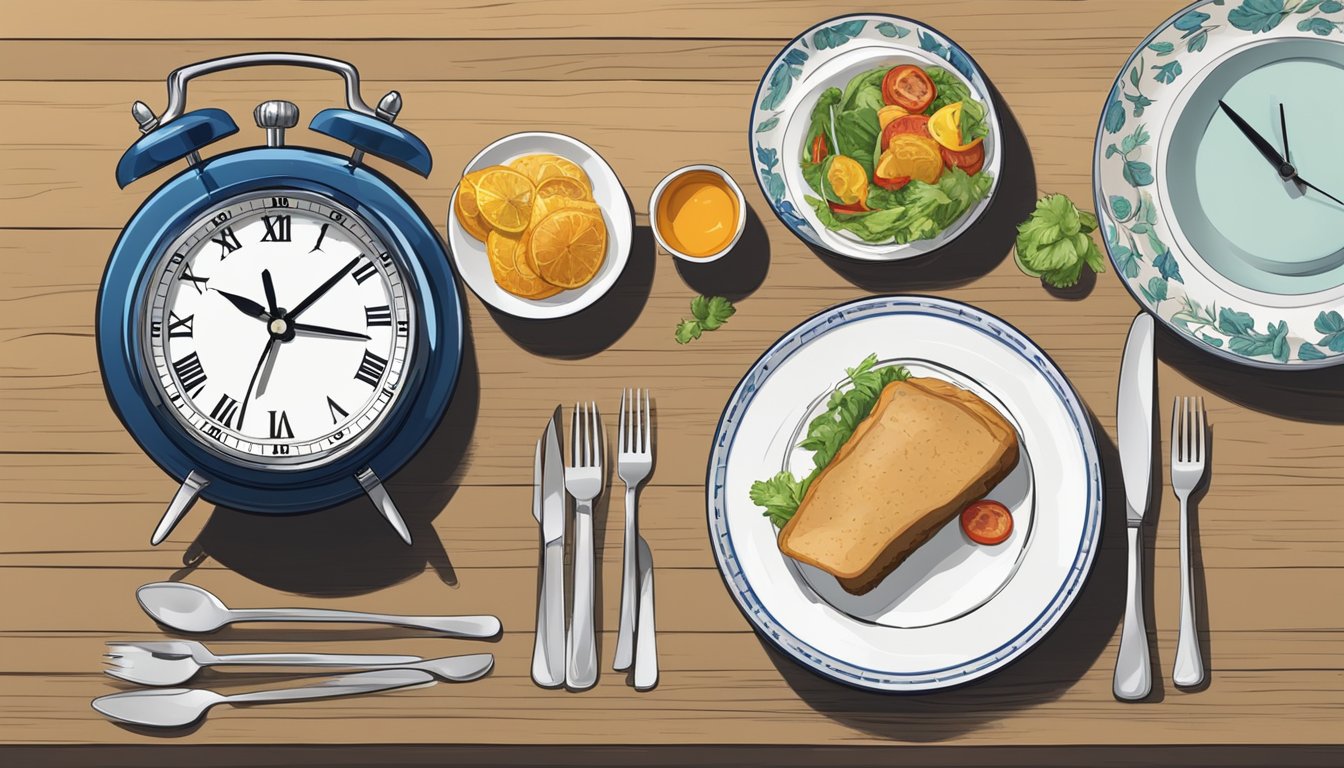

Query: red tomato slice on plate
960 500 1012 545
879 114 931 151
882 65 936 112
941 142 985 176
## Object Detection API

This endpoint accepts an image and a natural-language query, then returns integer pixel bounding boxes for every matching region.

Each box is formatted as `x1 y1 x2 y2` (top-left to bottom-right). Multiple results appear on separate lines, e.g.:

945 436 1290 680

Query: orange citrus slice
454 189 492 242
473 167 535 234
510 153 591 188
883 134 944 184
530 209 607 289
537 175 593 201
487 230 561 299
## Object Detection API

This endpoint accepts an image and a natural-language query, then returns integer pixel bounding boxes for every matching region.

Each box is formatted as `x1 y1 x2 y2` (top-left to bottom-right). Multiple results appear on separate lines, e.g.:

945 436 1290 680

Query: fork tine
571 402 580 466
1170 397 1179 464
1197 396 1206 462
590 401 601 467
618 388 627 453
642 388 651 454
1181 396 1190 462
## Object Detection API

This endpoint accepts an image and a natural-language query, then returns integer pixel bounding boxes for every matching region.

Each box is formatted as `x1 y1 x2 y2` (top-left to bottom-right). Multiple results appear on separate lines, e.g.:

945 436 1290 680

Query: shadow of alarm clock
96 53 465 546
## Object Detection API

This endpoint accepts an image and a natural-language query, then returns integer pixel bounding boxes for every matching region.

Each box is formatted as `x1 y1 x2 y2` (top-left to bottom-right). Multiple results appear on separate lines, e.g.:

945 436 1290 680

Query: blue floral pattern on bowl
1094 0 1344 367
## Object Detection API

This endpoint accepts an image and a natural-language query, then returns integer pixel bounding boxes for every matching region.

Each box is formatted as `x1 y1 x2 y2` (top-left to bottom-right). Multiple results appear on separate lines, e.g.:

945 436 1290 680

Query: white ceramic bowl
447 132 633 320
648 164 746 264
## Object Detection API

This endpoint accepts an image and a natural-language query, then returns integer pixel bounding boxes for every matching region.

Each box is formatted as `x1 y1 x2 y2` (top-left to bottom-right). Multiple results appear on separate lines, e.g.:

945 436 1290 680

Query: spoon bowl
93 686 222 728
136 582 232 633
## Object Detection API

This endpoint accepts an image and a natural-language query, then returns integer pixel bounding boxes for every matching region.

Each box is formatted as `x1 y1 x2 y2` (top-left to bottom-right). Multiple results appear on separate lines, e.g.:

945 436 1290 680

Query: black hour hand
290 322 371 341
213 289 269 320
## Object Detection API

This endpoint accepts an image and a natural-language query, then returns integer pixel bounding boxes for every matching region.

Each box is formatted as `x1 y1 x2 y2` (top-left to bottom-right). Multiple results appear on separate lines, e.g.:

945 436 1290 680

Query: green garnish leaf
676 296 736 344
751 354 910 525
1015 193 1105 289
674 319 703 345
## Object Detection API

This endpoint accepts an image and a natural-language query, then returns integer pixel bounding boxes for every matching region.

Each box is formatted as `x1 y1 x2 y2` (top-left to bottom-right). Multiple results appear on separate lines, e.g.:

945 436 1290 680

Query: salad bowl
751 14 1003 262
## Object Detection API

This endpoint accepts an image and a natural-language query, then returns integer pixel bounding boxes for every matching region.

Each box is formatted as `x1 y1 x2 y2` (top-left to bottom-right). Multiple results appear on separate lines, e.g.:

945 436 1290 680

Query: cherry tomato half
941 141 985 176
873 173 911 191
880 114 932 151
828 200 868 214
882 65 936 112
810 134 828 164
960 500 1013 545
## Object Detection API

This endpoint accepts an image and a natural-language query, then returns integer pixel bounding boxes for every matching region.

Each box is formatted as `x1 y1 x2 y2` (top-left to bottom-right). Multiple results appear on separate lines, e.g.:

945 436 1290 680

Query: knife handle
567 501 597 690
531 540 565 688
1114 526 1152 701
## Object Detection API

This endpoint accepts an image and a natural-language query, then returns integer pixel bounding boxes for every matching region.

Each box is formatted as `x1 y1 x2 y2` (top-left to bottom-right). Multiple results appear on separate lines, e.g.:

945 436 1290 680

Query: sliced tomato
941 141 985 176
882 65 936 112
880 114 931 151
810 133 828 164
960 500 1013 545
828 200 868 214
873 173 910 191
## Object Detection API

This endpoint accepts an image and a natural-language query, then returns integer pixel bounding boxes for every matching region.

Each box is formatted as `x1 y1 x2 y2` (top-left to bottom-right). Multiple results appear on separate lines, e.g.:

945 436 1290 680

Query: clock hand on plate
1218 100 1293 177
287 257 360 320
213 289 270 321
290 322 372 341
1296 176 1344 208
1279 103 1290 163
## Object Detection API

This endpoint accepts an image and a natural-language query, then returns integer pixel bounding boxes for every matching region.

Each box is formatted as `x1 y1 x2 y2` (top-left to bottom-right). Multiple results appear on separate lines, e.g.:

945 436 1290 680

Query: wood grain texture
1 0 1342 758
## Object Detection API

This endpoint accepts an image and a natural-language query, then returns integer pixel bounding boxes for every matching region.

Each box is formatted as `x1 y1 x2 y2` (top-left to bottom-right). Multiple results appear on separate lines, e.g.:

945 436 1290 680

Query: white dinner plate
1094 0 1344 367
707 296 1103 691
749 14 1003 261
447 132 633 320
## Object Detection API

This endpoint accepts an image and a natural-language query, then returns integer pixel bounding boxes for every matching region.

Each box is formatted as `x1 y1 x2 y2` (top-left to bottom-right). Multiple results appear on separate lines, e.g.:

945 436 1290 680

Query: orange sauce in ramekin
655 171 740 258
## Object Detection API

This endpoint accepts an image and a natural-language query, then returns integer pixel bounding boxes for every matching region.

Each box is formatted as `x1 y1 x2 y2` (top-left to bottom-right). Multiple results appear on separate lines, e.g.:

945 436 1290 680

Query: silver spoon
92 668 433 727
136 582 501 637
105 640 495 686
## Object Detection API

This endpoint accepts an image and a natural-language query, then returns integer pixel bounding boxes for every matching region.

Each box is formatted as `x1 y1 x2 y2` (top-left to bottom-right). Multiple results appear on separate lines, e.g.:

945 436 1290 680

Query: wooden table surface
2 1 1342 764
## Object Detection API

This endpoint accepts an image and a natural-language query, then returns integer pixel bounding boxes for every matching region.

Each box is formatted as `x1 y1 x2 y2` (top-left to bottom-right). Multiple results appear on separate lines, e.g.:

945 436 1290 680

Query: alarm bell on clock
96 53 466 547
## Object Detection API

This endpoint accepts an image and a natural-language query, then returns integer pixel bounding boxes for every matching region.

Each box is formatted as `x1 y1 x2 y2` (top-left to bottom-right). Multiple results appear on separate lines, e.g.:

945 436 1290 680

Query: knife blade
531 408 566 689
1118 312 1155 524
1114 311 1155 701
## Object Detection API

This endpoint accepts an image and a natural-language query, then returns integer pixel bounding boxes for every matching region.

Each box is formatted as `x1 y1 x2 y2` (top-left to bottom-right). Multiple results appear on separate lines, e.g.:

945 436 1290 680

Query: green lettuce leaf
1014 193 1105 288
925 67 971 113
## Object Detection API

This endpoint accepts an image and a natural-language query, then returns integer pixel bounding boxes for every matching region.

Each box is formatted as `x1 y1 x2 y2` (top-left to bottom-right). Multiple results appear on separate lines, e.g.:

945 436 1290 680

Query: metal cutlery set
1114 313 1210 701
532 390 657 691
95 581 501 727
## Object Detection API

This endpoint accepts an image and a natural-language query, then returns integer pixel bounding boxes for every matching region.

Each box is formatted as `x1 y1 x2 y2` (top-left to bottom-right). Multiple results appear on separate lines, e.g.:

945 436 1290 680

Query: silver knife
1114 312 1155 701
530 408 566 688
633 536 658 692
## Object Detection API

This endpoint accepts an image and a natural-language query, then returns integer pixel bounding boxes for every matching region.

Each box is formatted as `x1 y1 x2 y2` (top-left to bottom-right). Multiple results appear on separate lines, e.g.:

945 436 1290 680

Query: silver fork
103 640 494 686
1172 396 1208 688
615 388 652 673
565 401 604 690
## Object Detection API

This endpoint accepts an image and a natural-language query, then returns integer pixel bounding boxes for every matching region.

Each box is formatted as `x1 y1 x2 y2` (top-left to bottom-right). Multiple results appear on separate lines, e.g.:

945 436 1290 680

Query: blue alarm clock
96 53 463 546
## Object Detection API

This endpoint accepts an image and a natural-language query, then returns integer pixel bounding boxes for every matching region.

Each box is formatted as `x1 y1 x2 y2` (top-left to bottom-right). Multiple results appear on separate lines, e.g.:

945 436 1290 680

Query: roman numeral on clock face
212 226 242 256
365 305 392 327
260 214 292 243
351 260 378 285
326 396 349 424
354 349 388 386
209 394 240 429
167 311 194 338
311 222 330 252
172 352 207 397
268 409 294 439
179 262 208 293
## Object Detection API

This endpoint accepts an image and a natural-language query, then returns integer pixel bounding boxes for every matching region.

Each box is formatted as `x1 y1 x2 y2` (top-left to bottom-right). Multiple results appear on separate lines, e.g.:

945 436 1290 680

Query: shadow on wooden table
809 82 1038 294
489 224 657 359
762 411 1150 739
673 202 771 302
1156 323 1344 423
167 305 482 597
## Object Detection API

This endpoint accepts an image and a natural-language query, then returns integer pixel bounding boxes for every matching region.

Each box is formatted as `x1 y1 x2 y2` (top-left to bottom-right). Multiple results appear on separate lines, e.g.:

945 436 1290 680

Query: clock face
143 191 416 467
1166 41 1344 296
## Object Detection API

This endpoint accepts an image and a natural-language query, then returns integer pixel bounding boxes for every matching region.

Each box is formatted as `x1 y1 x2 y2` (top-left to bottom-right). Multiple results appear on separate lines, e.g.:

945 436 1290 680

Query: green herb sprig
675 295 735 344
750 354 909 527
1014 193 1106 289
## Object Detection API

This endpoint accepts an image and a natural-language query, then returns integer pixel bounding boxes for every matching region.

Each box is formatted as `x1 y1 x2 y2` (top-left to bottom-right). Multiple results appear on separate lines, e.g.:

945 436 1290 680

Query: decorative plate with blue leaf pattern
1095 0 1344 368
750 14 1003 261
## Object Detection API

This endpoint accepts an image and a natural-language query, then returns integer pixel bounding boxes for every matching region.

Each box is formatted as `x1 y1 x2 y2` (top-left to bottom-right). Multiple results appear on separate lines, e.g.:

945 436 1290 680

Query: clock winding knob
376 91 402 123
254 100 300 147
131 100 159 134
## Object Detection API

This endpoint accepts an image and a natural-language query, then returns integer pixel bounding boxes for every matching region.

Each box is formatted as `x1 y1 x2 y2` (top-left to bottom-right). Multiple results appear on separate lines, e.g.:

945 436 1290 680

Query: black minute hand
1218 100 1289 174
291 322 371 341
287 257 360 320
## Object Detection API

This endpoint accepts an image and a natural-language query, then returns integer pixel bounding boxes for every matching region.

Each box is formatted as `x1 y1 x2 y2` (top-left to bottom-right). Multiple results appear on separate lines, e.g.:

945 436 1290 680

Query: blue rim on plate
1093 0 1344 368
749 13 1002 261
705 296 1103 691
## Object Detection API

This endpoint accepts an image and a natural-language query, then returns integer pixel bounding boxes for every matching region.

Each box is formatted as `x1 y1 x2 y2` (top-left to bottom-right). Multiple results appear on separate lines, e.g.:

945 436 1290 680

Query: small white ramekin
648 164 746 264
